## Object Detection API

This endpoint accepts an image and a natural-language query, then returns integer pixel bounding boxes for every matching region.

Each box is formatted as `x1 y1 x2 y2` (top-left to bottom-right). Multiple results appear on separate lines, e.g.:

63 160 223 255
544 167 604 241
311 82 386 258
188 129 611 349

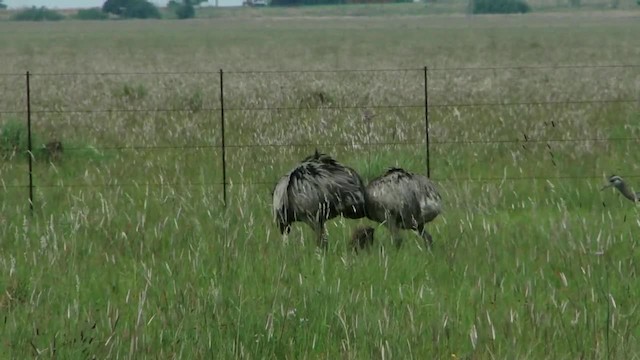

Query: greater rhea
365 167 442 249
601 175 640 202
272 150 367 250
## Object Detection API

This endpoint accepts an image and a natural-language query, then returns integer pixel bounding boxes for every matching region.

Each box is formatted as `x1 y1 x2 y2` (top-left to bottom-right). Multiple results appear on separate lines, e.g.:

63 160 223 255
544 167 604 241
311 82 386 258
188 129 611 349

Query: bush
114 83 148 102
126 0 161 18
271 0 344 5
471 0 530 13
0 119 104 163
74 8 109 20
102 0 161 19
168 0 203 19
0 119 31 160
12 6 65 21
175 3 196 18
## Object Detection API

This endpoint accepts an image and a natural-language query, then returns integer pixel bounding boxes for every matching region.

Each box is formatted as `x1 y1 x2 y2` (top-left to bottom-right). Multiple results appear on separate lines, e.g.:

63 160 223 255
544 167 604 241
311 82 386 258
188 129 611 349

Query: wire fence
0 64 638 212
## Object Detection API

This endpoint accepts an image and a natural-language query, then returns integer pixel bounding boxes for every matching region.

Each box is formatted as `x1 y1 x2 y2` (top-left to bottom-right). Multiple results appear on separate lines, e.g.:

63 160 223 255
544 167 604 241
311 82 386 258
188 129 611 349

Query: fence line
3 174 639 192
429 98 637 108
14 136 640 153
28 108 223 114
1 97 634 116
2 63 639 77
0 65 638 213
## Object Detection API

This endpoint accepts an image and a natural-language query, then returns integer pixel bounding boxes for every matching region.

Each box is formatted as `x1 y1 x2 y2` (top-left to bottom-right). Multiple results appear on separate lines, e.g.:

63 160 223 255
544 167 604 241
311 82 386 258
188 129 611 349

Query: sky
4 0 243 8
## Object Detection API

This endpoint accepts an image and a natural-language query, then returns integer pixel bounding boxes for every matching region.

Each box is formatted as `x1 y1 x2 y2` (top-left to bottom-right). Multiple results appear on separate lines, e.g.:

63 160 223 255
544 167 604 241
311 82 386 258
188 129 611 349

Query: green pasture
0 11 639 358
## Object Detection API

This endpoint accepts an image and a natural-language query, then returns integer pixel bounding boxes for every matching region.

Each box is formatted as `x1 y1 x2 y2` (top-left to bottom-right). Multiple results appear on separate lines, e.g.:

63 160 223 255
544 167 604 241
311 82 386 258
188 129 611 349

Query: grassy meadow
1 10 640 358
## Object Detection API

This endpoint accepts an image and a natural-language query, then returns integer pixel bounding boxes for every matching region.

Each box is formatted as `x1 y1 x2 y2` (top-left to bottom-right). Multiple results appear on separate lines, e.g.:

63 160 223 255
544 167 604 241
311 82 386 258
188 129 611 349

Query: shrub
114 83 148 102
74 8 109 20
12 6 65 21
102 0 161 19
186 91 204 112
175 3 196 19
168 0 203 19
125 0 161 18
0 119 31 160
471 0 531 14
297 89 333 108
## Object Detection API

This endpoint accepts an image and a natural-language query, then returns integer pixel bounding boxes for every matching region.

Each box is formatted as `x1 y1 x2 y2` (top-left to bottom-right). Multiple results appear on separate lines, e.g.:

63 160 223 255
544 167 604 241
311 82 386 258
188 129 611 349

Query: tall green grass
1 14 640 358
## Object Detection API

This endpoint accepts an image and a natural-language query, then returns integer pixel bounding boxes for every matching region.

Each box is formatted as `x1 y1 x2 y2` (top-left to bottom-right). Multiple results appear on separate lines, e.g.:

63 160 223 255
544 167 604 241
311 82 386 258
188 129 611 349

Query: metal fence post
219 69 227 207
26 71 34 215
423 66 431 178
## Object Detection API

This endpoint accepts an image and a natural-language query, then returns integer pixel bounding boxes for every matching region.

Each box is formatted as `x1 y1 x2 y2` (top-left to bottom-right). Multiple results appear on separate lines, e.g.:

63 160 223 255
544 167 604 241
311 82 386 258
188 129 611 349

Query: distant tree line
5 0 206 21
271 0 411 5
470 0 530 13
167 0 207 18
4 0 640 21
267 0 530 8
102 0 162 18
101 0 206 19
11 6 66 20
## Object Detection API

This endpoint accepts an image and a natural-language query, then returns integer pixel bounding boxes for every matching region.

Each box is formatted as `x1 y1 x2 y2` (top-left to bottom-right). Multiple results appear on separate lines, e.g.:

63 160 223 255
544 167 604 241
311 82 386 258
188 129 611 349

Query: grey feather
365 167 442 248
601 174 640 202
272 150 367 249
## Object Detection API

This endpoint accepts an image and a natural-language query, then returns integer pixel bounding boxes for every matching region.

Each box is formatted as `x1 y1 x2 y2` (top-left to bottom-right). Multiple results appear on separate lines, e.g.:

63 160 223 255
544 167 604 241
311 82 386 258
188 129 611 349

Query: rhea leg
387 221 403 249
417 224 433 249
314 222 328 251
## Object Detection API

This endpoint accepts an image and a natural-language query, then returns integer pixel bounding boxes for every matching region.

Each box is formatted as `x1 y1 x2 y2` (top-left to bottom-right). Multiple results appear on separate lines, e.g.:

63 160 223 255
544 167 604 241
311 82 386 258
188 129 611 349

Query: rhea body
272 150 367 250
365 167 442 249
601 175 640 202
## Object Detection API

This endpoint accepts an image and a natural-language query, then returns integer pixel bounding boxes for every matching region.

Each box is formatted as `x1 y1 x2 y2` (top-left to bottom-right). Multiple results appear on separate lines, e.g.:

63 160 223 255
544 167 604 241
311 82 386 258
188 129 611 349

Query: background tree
12 6 65 21
270 0 299 5
102 0 161 19
168 0 206 19
470 0 530 13
74 8 109 20
0 0 7 9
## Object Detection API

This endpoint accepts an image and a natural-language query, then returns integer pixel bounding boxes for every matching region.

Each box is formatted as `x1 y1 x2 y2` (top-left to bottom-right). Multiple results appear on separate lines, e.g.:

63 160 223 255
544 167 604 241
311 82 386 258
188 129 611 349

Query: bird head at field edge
600 174 623 191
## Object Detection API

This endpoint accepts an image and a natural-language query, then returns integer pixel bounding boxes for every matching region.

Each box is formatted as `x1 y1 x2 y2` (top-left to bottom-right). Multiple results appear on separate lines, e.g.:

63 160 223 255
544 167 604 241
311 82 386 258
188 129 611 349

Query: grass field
1 9 640 358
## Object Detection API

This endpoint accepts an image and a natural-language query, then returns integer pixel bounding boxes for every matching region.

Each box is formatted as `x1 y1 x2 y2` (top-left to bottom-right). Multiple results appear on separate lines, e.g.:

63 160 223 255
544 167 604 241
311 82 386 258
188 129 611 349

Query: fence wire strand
14 136 640 153
2 174 640 192
6 63 639 76
6 99 633 116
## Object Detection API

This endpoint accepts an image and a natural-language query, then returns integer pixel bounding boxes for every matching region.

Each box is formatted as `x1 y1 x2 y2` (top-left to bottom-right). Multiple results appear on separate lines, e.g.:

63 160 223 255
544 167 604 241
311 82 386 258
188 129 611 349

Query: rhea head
601 174 639 202
601 175 624 191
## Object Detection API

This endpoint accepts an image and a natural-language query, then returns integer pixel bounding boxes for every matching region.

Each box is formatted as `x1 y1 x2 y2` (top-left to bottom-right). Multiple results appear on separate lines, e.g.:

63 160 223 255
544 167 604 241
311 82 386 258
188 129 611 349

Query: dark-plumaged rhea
350 225 375 253
601 175 640 202
365 167 442 249
272 150 367 250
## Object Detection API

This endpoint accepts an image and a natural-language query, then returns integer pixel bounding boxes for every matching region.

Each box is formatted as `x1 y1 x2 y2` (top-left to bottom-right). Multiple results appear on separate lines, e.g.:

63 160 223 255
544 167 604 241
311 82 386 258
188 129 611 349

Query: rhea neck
614 181 639 202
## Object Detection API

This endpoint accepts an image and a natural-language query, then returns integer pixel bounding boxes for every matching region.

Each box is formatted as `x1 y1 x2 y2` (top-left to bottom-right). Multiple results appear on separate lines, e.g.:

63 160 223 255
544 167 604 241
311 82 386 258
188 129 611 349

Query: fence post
423 66 431 178
26 71 34 215
219 69 227 207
